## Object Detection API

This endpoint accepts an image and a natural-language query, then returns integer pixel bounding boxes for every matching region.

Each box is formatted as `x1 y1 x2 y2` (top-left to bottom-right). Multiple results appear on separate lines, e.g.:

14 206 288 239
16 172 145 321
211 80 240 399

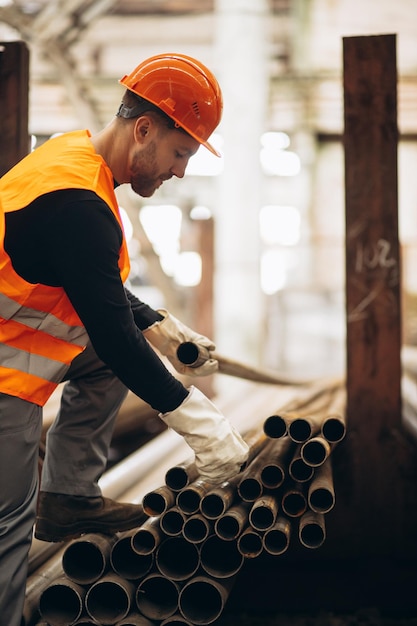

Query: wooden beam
193 216 215 398
0 41 30 176
344 34 401 428
341 34 417 557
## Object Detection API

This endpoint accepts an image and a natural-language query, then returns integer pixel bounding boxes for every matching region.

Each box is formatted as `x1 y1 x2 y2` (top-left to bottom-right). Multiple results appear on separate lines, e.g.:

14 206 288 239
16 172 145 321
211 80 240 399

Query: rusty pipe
28 378 342 620
236 440 280 502
156 536 200 581
176 341 310 386
286 413 320 443
276 388 342 443
263 515 291 556
237 525 264 559
320 386 346 443
200 535 244 578
298 510 326 549
262 412 288 438
301 436 332 467
321 414 346 443
38 576 85 626
176 479 213 515
159 506 187 537
61 533 118 586
214 501 251 541
248 493 279 531
85 573 135 625
178 575 237 626
199 478 239 520
24 555 69 626
164 459 198 492
135 573 180 621
142 485 176 517
288 445 315 483
131 516 164 555
260 437 293 489
237 437 290 502
286 388 340 441
307 458 335 514
110 531 154 581
237 472 263 502
263 379 343 439
260 460 286 489
182 513 212 544
281 482 307 518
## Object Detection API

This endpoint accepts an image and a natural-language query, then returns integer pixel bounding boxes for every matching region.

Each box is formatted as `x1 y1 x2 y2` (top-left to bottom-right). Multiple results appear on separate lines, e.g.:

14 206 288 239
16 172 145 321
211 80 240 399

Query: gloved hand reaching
159 386 249 484
143 309 218 377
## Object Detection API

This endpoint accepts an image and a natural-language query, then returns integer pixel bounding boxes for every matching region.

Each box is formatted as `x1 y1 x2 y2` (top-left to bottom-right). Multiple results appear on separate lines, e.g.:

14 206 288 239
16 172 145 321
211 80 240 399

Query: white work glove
143 309 218 377
159 386 249 484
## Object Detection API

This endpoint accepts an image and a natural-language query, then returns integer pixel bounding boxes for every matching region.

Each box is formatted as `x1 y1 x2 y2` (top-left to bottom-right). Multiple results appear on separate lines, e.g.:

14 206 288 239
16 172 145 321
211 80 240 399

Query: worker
0 52 249 625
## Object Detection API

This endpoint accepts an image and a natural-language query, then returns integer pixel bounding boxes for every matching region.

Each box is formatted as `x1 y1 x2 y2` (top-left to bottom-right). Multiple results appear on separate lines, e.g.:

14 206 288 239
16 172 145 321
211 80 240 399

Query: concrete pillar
212 0 269 367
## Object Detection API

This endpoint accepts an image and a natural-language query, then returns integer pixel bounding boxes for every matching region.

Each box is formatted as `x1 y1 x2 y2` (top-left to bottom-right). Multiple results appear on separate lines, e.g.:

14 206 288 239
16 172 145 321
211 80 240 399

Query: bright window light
139 204 182 256
260 131 300 177
260 148 301 176
190 205 212 220
261 250 287 294
159 250 179 277
185 134 224 177
174 252 202 287
259 205 301 246
119 207 133 243
261 131 290 150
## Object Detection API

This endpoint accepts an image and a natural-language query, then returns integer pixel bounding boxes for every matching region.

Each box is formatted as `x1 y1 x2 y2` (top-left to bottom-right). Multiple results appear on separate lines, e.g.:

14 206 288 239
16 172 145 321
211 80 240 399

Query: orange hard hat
119 53 223 156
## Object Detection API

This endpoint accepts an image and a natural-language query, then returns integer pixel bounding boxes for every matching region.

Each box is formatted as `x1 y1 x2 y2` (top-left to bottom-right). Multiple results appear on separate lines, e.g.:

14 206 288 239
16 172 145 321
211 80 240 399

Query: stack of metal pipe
31 379 346 626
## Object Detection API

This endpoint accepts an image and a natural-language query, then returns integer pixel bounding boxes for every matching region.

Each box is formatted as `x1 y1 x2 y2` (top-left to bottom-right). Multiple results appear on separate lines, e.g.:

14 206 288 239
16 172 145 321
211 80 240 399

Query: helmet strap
116 102 147 119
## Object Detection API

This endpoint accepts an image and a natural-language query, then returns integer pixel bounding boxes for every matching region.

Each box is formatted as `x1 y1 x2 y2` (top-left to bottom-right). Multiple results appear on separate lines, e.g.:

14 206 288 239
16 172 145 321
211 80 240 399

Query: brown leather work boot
35 491 147 542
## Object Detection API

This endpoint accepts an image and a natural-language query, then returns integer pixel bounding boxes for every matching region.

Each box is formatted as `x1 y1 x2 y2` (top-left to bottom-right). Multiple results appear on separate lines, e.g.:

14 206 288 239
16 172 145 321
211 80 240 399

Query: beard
130 140 169 197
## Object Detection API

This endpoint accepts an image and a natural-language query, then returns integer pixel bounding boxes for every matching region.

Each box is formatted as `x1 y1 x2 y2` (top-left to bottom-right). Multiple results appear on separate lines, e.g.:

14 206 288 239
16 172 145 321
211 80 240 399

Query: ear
134 116 151 145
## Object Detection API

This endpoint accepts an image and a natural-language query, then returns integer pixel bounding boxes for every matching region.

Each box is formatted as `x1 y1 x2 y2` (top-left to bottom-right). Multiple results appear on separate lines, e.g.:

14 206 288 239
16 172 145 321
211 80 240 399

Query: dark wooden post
193 216 215 398
0 41 30 176
342 34 417 557
194 217 214 342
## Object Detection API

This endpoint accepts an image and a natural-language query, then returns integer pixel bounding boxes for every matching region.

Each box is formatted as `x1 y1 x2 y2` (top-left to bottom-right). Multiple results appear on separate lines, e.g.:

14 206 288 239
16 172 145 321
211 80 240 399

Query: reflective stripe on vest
0 293 89 405
0 293 88 346
0 130 130 406
0 366 61 407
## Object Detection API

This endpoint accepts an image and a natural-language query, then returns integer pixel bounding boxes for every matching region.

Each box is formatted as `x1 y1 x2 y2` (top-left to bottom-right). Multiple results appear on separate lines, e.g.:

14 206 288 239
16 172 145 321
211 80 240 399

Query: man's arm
5 189 188 413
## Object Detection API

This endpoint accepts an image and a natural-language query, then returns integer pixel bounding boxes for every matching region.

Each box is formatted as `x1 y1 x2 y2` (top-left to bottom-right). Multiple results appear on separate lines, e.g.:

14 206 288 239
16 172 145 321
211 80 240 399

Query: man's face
129 127 200 198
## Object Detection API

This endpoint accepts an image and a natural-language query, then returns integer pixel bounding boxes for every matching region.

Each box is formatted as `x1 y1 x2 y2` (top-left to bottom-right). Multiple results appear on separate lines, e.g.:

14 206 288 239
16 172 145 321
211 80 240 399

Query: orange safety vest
0 130 130 406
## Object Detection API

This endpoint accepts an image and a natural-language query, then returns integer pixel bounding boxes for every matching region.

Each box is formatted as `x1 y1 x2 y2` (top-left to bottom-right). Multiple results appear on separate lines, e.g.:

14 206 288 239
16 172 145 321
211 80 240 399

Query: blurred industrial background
3 0 417 387
2 1 417 625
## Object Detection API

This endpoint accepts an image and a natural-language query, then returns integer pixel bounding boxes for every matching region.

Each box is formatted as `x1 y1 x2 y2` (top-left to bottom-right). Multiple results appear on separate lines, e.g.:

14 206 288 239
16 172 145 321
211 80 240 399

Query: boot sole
34 516 145 543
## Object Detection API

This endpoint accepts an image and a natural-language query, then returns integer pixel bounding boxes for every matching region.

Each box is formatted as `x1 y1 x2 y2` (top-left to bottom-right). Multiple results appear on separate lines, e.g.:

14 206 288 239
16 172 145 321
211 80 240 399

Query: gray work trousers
0 343 128 626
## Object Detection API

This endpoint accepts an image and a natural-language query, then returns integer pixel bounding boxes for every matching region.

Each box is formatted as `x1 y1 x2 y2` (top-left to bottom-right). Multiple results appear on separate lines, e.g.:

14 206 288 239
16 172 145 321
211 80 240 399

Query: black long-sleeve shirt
4 188 188 413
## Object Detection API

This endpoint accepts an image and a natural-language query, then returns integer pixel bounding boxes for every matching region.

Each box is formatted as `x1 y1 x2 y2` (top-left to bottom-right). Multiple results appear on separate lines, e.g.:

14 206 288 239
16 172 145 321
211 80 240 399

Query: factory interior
2 1 417 625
